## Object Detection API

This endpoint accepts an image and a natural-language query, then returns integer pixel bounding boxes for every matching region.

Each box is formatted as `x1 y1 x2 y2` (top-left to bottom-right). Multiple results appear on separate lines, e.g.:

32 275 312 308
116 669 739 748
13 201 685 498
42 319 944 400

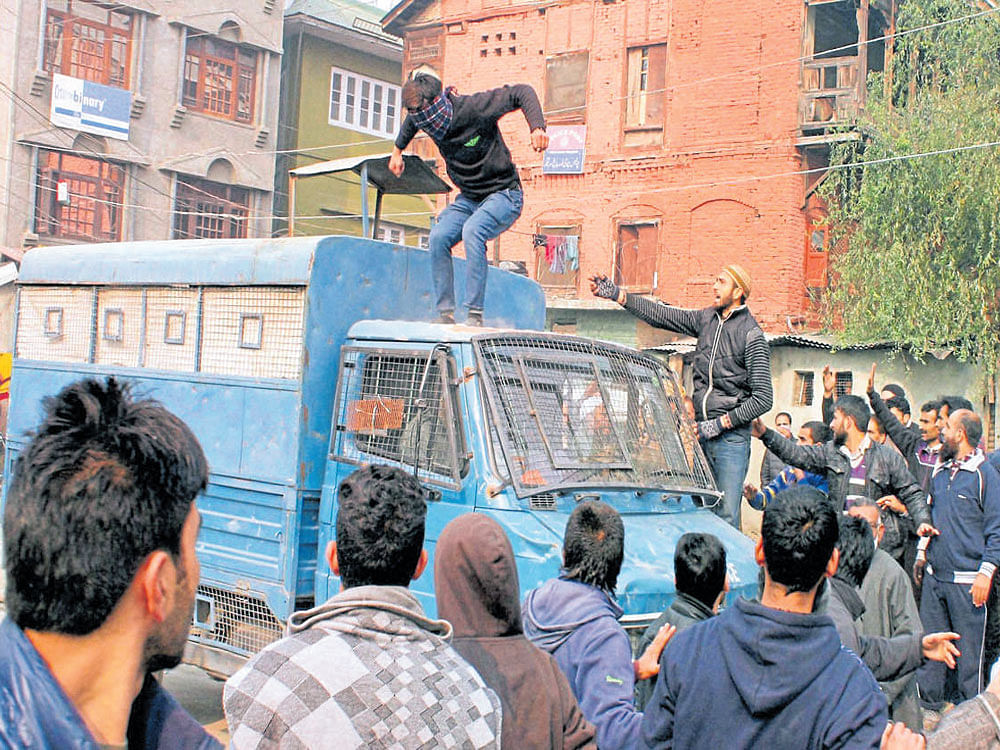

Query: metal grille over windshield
475 333 716 496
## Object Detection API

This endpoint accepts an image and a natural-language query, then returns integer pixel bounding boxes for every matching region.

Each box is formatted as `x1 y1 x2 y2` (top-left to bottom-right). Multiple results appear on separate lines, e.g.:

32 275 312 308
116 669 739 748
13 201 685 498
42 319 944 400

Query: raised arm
757 424 832 477
866 364 918 456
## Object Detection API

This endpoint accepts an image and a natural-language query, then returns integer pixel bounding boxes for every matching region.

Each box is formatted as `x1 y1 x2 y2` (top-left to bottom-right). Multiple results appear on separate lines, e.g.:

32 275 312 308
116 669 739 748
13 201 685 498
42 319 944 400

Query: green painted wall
289 34 431 239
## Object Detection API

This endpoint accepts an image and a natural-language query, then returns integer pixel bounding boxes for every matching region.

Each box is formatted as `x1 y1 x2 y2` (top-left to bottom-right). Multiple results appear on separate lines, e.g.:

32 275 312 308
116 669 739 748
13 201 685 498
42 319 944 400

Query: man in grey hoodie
224 465 502 749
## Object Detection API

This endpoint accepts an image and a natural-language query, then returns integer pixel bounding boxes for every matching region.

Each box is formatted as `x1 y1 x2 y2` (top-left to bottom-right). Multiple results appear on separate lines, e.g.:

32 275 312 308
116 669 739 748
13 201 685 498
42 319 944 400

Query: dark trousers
918 573 988 704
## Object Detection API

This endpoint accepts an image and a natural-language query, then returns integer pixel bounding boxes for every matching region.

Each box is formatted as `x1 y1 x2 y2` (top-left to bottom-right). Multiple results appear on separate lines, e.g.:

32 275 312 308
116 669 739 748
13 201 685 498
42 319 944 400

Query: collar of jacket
829 576 866 621
933 448 986 477
715 304 749 323
671 591 716 621
839 434 872 462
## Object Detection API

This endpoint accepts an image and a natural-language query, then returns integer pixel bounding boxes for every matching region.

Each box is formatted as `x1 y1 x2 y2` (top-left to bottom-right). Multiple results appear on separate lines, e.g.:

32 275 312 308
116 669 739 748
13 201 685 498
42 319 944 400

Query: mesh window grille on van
331 348 466 487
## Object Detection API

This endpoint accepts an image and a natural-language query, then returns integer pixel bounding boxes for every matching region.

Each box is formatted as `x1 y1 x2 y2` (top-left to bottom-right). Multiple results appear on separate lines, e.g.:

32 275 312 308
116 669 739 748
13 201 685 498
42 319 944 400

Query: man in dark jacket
389 67 547 325
751 394 935 535
523 500 674 750
865 364 945 572
825 515 959 687
0 378 219 750
641 485 887 749
590 264 773 529
634 533 728 710
435 513 596 750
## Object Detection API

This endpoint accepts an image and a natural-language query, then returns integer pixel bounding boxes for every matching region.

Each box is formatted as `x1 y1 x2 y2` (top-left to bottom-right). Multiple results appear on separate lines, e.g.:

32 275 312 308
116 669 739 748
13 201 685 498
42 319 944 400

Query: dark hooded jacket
641 597 887 749
523 576 641 750
435 514 596 750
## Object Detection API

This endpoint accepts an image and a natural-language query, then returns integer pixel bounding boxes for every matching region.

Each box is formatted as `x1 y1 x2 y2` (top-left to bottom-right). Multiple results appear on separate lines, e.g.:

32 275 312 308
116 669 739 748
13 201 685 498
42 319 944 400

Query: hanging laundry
545 235 558 265
532 233 546 248
565 235 579 271
550 236 567 275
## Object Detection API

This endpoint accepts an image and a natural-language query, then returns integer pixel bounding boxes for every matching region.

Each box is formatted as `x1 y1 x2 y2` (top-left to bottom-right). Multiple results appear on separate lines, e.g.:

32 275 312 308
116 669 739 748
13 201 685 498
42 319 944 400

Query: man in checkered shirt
224 465 502 749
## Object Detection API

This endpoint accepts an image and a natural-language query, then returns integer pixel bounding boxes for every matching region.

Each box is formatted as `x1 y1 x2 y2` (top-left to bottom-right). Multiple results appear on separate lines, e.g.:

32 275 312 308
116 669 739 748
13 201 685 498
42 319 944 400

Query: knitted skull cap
722 263 752 300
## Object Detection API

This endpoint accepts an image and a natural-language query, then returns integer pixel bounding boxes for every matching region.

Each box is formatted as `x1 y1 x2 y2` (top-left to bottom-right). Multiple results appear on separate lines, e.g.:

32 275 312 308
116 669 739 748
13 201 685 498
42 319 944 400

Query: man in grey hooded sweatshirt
224 465 502 749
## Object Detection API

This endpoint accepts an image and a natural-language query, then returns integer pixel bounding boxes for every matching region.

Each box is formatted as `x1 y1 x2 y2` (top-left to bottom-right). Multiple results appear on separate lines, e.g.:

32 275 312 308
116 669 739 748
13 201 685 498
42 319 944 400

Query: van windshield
475 333 717 497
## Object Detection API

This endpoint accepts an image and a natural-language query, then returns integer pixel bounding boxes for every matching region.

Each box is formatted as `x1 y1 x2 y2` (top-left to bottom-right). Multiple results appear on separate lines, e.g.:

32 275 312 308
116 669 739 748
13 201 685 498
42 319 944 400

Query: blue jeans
701 425 751 529
429 188 523 315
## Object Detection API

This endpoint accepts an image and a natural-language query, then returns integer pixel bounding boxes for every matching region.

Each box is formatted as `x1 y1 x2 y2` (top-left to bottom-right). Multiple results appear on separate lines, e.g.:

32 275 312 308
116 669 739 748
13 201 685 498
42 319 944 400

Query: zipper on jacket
701 312 725 421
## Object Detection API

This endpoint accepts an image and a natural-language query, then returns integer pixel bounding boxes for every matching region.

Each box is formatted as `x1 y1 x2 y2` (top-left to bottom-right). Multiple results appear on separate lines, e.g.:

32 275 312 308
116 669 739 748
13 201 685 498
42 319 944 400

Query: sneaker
467 311 483 327
435 312 456 324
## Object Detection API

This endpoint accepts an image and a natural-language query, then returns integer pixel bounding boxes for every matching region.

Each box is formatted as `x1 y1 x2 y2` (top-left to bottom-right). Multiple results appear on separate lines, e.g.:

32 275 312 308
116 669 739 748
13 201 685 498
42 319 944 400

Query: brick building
383 0 889 346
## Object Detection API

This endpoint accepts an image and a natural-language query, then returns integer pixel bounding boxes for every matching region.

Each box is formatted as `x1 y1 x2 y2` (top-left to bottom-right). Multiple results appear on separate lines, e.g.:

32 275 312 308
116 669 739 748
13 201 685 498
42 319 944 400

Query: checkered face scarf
409 86 456 142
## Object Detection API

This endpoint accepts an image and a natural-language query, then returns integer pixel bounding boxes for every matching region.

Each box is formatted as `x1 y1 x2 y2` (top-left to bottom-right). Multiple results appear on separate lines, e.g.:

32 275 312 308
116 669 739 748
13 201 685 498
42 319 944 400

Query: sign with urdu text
50 73 131 141
543 126 586 175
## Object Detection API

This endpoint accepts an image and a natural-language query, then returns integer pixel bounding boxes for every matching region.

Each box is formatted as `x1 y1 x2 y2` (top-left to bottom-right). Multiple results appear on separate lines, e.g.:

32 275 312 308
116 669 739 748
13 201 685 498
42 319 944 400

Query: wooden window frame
614 220 659 292
172 176 250 240
43 0 133 89
36 150 125 242
624 43 666 130
544 51 589 125
534 224 580 289
182 34 257 124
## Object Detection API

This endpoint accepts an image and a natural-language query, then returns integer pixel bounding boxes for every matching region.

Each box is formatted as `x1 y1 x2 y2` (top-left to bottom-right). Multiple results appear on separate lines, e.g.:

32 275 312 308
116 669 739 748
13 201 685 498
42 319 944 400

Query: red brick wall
398 0 816 332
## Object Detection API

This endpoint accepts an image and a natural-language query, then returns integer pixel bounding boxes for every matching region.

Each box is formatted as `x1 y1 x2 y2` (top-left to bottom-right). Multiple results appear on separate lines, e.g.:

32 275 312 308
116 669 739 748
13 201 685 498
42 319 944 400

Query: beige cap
722 263 752 300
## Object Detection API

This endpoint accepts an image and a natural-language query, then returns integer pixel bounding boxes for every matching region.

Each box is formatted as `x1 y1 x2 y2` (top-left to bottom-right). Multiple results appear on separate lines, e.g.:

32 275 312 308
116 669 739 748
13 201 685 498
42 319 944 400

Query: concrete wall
1 1 283 250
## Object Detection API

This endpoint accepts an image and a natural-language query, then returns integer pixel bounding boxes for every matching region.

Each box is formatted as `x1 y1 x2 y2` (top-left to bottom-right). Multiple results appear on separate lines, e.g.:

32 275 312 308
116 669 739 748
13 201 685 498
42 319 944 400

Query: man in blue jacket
0 378 219 750
523 500 674 749
917 409 1000 705
642 485 888 749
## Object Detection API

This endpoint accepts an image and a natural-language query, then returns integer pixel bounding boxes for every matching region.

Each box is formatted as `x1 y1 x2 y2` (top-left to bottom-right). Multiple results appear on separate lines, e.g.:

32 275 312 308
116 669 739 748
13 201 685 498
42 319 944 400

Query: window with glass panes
43 0 133 88
182 34 257 123
35 150 125 242
329 67 400 138
172 177 250 240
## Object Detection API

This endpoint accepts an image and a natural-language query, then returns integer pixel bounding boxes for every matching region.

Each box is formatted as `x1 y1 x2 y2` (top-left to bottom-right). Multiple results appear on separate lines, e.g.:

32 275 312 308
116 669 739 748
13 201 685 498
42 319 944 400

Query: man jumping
390 67 547 325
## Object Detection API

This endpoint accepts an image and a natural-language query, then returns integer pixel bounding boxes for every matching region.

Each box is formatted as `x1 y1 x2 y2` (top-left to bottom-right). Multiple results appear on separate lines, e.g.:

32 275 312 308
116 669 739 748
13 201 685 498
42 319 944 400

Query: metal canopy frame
287 153 451 239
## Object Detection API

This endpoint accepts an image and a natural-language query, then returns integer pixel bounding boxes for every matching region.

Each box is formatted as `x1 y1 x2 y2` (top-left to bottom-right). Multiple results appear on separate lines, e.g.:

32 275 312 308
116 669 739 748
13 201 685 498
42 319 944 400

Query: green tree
822 0 1000 367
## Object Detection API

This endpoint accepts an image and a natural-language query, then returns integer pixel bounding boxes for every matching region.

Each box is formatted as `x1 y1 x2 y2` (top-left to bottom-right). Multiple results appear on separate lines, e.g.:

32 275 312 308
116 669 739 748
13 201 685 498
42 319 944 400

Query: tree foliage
822 0 1000 367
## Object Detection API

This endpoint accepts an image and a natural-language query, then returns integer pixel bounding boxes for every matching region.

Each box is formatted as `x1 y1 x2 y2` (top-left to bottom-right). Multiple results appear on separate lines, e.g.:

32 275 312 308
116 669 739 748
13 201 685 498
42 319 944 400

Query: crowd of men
4 372 1000 749
2 246 1000 746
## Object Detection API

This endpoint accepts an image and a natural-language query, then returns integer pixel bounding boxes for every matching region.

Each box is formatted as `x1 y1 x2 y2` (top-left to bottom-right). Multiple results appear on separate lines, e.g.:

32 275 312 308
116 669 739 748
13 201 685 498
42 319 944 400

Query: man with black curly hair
0 377 217 749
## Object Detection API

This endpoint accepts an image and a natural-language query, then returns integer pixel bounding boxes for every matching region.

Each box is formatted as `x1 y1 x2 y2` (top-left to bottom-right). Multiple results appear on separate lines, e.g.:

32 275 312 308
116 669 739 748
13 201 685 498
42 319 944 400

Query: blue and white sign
542 125 586 175
50 73 132 141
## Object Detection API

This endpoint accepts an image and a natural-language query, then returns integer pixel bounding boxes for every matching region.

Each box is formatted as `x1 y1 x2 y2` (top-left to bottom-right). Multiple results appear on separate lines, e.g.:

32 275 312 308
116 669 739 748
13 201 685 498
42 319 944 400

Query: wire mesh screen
16 286 95 363
200 287 306 380
475 333 716 496
332 347 464 487
145 288 199 372
190 584 284 656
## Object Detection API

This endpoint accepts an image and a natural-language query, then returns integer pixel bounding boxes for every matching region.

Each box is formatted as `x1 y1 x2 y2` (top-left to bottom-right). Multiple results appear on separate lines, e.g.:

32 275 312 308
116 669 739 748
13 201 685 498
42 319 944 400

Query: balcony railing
799 56 862 131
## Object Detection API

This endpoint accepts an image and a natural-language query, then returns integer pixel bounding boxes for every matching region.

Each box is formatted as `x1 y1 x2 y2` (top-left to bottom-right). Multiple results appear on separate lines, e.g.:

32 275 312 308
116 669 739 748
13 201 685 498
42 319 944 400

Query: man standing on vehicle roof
590 265 773 529
389 66 548 327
